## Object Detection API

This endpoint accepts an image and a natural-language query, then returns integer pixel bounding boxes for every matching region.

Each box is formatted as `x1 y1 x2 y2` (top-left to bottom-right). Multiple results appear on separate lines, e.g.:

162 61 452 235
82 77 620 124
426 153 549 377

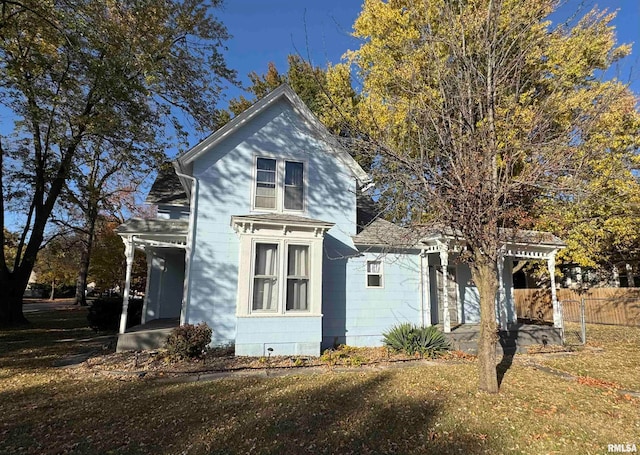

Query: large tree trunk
0 269 29 327
49 278 55 301
471 257 500 393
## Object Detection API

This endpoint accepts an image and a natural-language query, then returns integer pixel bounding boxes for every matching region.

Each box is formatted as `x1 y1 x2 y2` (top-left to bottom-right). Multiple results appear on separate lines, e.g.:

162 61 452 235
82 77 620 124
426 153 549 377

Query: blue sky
215 0 639 112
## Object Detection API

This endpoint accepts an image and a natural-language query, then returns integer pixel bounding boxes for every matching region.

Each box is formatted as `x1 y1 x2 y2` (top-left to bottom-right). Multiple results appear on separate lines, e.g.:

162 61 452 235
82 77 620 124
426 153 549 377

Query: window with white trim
252 243 279 311
250 241 311 313
366 260 383 288
286 245 309 310
253 157 305 211
255 158 277 209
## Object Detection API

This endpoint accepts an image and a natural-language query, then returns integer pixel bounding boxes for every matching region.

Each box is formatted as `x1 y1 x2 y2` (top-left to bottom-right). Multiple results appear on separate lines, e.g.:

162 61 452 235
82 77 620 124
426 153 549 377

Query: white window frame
366 259 384 288
244 237 318 316
251 155 307 213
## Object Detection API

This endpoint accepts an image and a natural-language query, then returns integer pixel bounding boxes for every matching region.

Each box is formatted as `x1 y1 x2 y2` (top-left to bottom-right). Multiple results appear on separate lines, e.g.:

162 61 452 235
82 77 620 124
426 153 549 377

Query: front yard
1 307 638 455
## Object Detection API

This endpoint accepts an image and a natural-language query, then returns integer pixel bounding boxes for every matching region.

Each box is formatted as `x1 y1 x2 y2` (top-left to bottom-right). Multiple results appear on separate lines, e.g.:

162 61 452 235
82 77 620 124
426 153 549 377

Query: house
115 84 565 355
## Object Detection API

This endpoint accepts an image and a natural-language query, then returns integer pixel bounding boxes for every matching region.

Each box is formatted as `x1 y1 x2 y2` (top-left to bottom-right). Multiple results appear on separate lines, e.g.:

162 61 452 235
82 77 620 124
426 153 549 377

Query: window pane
285 161 303 185
367 261 381 274
284 161 304 210
253 244 278 311
367 275 381 287
257 158 276 171
288 245 308 277
253 278 278 311
257 170 276 184
254 243 278 275
286 245 309 311
284 187 303 210
255 158 276 209
286 279 308 311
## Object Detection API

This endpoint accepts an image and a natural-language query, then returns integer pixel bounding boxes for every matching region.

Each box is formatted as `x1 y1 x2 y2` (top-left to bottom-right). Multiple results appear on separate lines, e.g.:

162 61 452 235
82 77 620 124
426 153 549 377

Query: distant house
116 84 565 355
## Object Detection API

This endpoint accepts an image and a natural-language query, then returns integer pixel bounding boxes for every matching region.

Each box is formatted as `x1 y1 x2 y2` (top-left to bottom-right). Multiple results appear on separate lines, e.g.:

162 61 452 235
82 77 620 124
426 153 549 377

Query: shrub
87 297 143 332
382 323 449 357
166 323 212 360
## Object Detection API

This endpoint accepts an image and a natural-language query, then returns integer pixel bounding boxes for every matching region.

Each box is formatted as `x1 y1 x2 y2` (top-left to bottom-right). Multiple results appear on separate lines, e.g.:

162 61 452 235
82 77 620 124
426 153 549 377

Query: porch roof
116 218 188 249
354 219 565 256
352 219 424 248
116 218 189 236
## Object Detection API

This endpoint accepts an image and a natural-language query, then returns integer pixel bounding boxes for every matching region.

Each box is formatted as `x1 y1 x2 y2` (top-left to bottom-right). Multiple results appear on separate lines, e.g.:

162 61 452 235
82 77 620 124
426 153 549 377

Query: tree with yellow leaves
339 0 638 392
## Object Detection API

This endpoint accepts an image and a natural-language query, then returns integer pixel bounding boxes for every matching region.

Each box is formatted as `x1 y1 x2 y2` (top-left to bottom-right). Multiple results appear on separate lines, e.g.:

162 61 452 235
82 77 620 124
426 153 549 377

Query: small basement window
366 260 383 288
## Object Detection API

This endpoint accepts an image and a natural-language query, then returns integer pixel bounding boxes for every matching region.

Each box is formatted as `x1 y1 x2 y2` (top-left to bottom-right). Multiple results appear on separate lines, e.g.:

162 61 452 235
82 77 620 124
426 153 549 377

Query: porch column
440 246 450 333
612 265 620 287
497 252 508 329
548 251 562 329
141 250 153 324
420 252 432 327
119 236 135 334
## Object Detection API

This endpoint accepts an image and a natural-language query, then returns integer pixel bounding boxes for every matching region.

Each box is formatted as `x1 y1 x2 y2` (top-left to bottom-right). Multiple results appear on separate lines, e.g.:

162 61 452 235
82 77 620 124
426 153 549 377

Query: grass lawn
1 308 638 455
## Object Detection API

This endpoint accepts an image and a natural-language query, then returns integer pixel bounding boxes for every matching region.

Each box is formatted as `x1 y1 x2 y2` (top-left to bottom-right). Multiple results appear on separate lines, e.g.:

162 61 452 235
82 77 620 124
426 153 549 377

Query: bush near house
383 323 449 357
166 323 212 360
87 297 142 332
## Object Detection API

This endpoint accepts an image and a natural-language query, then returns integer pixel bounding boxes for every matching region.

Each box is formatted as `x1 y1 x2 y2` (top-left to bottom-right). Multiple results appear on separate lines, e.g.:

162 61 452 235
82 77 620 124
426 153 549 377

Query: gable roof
146 164 189 206
174 84 370 185
353 219 423 248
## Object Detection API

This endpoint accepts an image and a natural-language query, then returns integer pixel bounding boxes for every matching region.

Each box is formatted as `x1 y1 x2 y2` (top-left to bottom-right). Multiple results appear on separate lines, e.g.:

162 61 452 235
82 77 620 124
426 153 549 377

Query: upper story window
253 157 305 212
255 158 277 209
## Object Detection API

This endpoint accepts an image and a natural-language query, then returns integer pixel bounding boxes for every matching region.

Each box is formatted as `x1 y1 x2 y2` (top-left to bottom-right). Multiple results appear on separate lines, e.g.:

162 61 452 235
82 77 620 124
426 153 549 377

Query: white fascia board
175 84 371 186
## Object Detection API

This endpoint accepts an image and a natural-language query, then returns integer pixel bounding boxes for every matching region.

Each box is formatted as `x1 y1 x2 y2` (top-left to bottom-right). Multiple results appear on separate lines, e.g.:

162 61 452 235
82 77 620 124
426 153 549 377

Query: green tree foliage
33 235 80 300
0 0 236 325
222 55 358 136
343 0 637 392
536 91 640 272
89 217 146 294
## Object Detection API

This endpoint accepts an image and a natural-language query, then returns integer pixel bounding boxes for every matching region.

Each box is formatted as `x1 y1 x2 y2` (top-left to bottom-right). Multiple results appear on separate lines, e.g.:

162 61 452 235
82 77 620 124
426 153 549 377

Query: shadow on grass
1 369 501 455
0 308 502 454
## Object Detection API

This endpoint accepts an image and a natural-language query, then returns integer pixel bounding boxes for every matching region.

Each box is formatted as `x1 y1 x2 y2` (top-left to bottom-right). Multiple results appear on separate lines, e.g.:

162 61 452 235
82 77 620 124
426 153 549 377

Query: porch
116 318 179 352
443 323 563 355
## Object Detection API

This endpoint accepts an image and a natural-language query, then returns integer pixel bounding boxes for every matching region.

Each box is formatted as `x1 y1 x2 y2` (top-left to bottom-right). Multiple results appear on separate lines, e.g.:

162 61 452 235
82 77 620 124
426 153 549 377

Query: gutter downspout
174 165 198 326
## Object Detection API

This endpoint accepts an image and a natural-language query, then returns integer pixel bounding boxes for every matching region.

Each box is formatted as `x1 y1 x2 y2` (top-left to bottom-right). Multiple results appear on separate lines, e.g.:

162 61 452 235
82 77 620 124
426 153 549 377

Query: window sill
237 313 322 318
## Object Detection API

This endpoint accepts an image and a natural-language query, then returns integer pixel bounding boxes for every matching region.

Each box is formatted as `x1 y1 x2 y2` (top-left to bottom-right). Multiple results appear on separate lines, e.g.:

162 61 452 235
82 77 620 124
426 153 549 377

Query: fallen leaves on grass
576 375 620 389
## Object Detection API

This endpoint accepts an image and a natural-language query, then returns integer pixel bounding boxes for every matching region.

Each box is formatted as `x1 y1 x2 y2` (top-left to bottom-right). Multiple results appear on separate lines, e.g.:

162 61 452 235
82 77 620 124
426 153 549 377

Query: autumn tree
222 54 358 135
33 235 80 300
89 216 147 295
61 137 162 307
343 0 637 392
0 0 236 325
536 90 640 277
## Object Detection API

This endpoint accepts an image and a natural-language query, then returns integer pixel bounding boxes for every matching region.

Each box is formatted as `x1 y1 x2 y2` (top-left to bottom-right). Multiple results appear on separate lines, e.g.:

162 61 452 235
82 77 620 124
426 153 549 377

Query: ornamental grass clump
382 323 449 357
166 323 212 360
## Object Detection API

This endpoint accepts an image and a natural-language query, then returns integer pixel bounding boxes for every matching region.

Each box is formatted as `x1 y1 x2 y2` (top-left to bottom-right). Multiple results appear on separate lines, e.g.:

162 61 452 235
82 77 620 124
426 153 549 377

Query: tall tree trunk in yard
75 215 97 307
49 278 55 301
0 269 30 326
471 255 500 394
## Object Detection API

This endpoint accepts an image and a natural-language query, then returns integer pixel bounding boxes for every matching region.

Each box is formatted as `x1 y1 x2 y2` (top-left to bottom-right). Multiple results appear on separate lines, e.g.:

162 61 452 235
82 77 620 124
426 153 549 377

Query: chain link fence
561 297 640 344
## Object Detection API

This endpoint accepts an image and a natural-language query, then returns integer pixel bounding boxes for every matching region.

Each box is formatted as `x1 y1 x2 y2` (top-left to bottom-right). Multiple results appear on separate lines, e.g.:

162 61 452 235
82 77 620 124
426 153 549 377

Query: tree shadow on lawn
0 369 503 455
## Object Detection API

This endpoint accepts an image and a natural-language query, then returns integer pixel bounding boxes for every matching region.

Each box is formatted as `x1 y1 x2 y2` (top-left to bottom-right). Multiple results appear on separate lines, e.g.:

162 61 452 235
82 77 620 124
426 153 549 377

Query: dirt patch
76 345 476 379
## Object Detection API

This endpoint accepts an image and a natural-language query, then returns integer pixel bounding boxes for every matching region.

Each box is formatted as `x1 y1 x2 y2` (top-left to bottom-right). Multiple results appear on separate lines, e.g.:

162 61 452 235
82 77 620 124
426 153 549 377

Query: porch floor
441 322 562 355
116 318 179 352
